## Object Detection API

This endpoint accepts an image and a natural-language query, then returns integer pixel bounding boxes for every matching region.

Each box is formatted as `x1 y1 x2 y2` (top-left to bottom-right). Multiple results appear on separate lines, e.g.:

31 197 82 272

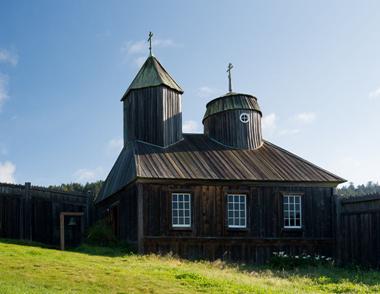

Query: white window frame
283 194 302 229
171 193 191 228
227 194 247 228
239 113 250 123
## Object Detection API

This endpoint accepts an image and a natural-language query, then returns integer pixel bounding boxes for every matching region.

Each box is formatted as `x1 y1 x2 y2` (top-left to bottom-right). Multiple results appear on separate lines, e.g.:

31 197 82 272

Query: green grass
0 240 379 293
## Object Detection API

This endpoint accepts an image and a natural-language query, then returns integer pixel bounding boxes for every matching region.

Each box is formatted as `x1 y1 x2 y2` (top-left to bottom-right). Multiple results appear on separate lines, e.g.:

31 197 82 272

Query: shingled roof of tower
122 56 183 99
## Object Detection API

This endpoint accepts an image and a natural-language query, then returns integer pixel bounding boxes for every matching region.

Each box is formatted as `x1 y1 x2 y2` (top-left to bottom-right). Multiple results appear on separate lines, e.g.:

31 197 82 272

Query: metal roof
203 93 261 122
96 134 345 203
122 56 183 100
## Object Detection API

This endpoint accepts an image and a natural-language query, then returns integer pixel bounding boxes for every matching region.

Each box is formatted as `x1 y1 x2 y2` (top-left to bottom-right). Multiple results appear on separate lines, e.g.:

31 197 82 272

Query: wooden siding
136 182 335 262
336 194 380 268
124 86 182 147
204 109 262 149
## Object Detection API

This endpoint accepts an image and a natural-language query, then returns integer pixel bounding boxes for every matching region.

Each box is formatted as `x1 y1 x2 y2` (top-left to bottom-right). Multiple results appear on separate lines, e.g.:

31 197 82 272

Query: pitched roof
122 56 183 100
96 134 345 203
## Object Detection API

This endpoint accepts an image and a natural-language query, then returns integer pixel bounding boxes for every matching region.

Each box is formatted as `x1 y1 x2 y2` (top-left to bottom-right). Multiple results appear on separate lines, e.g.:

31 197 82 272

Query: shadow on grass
0 238 55 250
230 261 380 288
72 243 136 257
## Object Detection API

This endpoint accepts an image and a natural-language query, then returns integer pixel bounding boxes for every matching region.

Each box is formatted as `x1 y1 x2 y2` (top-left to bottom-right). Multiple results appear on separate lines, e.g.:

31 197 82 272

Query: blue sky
0 0 379 186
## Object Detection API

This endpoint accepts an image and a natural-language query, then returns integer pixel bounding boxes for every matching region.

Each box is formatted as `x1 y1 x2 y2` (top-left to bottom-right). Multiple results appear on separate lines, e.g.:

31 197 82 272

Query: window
283 194 302 228
227 194 247 228
239 113 250 123
172 193 191 228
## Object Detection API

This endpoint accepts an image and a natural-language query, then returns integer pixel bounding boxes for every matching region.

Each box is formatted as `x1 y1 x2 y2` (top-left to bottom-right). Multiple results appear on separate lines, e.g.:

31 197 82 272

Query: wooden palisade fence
336 193 380 268
0 182 93 247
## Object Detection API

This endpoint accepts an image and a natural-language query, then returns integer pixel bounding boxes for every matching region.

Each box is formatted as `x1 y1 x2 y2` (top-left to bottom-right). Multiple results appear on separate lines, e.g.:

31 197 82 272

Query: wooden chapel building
95 46 345 262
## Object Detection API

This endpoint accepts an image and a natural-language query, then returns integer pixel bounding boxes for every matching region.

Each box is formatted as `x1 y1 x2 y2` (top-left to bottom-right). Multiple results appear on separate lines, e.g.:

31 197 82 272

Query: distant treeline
48 180 380 198
337 181 380 197
48 180 104 198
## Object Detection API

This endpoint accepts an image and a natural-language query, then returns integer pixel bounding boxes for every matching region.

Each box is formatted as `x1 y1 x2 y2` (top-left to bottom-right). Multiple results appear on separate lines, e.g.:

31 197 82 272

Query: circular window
239 113 250 123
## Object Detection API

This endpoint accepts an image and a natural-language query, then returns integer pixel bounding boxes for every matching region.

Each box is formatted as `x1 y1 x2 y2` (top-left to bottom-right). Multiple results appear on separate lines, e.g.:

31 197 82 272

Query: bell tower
121 33 183 147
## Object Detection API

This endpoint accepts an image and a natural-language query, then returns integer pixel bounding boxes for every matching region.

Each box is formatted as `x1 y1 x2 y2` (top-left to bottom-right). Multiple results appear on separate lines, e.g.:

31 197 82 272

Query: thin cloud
0 73 9 108
134 56 146 67
73 167 104 183
262 113 276 133
122 38 179 55
294 112 316 124
369 87 380 100
197 86 223 98
0 49 18 66
183 120 201 133
0 161 16 183
278 129 300 136
107 138 123 156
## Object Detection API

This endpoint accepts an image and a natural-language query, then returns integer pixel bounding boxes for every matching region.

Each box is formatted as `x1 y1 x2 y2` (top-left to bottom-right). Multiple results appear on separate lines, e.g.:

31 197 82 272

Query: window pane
227 194 246 228
172 194 191 227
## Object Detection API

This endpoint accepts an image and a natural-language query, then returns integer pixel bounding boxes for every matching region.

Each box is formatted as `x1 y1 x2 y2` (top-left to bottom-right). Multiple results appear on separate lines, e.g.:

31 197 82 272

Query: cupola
121 32 183 148
202 64 263 149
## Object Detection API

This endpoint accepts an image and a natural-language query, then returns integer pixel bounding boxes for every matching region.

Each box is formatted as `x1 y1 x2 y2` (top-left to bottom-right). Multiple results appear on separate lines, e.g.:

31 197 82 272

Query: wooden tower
121 56 183 147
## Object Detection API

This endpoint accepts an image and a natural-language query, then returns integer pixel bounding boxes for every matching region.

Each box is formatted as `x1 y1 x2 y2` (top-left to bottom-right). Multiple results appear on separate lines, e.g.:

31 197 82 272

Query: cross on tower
148 32 153 56
227 63 233 93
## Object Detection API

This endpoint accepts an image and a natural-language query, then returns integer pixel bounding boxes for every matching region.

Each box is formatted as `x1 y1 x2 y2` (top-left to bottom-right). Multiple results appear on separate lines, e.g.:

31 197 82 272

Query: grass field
0 240 379 293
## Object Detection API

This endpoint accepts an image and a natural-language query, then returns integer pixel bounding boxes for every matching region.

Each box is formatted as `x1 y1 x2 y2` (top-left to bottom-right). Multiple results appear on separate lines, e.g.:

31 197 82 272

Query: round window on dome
239 113 250 123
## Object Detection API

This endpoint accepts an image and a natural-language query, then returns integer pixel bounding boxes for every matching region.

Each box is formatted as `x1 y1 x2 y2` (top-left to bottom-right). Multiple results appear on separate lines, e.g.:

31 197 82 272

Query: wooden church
96 36 345 262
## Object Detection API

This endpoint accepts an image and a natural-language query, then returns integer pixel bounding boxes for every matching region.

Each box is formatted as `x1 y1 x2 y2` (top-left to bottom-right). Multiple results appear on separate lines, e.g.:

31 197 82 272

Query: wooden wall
96 185 138 245
204 110 262 149
336 194 380 268
134 182 334 262
0 182 92 246
124 86 182 147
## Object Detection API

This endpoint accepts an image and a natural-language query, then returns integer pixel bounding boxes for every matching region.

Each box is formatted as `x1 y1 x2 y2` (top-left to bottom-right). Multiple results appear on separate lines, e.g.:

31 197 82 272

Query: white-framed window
227 194 247 228
172 193 191 228
239 113 250 123
283 194 302 228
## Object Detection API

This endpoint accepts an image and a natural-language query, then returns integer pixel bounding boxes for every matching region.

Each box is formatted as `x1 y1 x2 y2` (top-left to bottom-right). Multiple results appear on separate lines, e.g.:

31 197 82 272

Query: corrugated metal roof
122 56 183 100
203 93 261 122
96 134 345 203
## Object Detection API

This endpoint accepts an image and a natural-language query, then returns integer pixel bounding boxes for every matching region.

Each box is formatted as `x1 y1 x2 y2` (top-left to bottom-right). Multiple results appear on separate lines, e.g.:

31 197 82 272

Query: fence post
334 192 342 265
24 182 32 241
